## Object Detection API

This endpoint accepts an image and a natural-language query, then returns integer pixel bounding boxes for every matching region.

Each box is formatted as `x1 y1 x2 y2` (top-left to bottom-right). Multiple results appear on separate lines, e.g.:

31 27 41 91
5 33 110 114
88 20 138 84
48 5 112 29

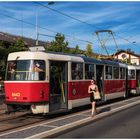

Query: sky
0 1 140 55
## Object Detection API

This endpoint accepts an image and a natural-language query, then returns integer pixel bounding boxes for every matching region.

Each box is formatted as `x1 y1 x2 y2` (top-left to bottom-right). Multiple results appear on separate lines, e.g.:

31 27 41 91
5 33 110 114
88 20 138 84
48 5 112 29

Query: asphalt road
55 104 140 138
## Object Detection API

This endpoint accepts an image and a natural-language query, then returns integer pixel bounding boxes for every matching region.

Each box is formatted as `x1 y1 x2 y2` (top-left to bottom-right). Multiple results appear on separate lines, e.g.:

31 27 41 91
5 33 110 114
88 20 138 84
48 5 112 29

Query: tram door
136 69 140 94
96 65 104 101
49 61 68 112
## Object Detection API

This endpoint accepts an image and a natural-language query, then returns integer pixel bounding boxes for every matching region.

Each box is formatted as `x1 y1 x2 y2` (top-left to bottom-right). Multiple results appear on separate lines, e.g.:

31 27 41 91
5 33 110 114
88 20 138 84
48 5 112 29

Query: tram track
0 113 47 133
0 106 29 122
0 95 139 135
0 112 28 122
0 110 70 134
0 108 80 134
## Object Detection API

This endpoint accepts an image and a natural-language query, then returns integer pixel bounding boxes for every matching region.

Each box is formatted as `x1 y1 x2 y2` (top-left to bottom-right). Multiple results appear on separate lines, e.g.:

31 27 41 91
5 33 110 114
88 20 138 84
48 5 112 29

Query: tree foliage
46 33 69 53
8 39 27 53
0 39 27 78
70 45 81 54
0 41 8 78
85 43 93 57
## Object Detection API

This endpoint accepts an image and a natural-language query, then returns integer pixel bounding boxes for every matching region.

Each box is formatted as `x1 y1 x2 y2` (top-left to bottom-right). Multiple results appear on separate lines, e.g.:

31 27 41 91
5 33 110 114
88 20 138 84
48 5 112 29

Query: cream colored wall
115 52 140 65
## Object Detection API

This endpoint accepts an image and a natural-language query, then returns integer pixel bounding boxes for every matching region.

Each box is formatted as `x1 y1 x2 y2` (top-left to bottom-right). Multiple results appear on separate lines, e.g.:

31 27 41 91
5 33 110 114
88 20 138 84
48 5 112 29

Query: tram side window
105 66 112 79
120 67 125 79
85 64 94 79
137 71 140 80
128 70 135 79
71 63 83 80
113 67 119 79
30 60 46 81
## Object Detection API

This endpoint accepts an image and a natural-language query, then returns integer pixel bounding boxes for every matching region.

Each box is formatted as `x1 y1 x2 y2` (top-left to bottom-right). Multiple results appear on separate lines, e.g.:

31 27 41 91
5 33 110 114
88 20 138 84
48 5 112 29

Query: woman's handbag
93 90 101 100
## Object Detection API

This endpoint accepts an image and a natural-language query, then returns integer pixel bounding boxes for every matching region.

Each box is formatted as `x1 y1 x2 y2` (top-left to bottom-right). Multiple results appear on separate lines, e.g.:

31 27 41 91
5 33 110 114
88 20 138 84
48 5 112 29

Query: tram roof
8 51 84 62
127 64 140 70
102 59 120 66
81 56 123 66
80 56 104 64
136 65 140 70
8 51 127 67
103 59 127 67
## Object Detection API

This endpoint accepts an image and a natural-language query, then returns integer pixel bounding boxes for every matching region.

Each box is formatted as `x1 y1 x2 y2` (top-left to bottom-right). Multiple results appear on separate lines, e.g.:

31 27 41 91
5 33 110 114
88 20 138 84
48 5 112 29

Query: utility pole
35 2 55 46
36 10 39 46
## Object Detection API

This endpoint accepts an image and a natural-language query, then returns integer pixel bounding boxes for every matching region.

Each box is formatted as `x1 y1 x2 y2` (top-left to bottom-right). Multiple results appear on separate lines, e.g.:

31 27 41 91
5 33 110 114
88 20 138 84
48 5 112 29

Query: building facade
114 49 140 65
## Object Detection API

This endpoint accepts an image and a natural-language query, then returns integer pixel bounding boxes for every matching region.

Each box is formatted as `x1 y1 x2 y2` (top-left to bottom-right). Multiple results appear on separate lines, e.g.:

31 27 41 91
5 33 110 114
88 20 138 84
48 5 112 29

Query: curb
28 99 140 139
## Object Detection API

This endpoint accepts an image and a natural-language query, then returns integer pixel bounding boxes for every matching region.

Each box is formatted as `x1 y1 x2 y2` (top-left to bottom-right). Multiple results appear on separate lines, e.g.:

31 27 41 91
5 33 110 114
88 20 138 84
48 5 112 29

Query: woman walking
88 79 99 116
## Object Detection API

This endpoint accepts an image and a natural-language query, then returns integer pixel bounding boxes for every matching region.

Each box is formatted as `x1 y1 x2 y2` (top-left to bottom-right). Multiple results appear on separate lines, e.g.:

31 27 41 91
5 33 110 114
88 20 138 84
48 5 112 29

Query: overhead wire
34 2 139 49
34 2 101 30
0 10 92 45
0 2 138 52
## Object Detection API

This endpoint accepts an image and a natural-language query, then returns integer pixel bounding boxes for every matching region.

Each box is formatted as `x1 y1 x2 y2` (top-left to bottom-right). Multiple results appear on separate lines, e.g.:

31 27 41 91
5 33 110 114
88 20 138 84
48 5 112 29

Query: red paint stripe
5 82 49 103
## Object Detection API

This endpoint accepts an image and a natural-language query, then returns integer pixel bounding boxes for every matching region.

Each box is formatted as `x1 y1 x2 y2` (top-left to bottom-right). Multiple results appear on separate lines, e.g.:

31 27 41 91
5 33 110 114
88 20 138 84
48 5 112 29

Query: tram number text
12 92 21 97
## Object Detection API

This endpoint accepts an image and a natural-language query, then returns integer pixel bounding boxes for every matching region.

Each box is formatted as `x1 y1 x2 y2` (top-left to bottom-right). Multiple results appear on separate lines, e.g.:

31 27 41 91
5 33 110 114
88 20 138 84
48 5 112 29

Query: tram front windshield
6 60 45 81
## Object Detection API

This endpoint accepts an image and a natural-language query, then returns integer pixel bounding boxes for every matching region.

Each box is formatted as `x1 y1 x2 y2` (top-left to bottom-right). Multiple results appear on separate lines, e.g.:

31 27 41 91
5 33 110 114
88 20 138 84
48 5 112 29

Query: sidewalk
0 96 140 139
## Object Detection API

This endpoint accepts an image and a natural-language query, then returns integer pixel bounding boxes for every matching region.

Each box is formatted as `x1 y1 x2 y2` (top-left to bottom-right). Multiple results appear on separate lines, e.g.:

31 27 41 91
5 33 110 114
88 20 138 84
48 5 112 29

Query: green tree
8 39 27 53
0 39 27 78
85 43 93 57
75 45 81 54
46 33 69 53
0 41 5 47
0 41 9 78
70 45 81 54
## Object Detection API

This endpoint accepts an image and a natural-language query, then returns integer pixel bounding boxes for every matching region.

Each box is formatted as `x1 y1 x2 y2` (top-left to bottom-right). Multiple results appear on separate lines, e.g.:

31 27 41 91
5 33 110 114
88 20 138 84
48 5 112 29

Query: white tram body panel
128 65 136 94
5 50 130 114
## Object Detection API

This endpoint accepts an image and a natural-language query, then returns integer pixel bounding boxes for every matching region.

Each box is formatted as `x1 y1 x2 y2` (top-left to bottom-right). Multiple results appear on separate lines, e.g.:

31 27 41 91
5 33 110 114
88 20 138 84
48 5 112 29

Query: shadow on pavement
98 106 111 114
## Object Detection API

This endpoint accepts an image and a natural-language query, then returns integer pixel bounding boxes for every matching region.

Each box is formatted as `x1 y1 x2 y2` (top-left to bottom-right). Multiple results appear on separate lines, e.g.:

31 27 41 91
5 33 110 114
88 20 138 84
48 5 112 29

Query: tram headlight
14 97 17 100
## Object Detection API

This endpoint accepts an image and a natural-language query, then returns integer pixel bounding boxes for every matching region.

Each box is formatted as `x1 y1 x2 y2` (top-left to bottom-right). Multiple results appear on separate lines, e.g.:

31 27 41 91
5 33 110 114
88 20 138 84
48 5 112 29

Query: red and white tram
127 65 140 95
4 49 128 114
136 66 140 94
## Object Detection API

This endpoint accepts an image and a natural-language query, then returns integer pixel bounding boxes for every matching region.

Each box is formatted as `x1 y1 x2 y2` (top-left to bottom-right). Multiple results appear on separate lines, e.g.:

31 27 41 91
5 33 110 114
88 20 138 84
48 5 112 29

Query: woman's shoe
95 108 98 114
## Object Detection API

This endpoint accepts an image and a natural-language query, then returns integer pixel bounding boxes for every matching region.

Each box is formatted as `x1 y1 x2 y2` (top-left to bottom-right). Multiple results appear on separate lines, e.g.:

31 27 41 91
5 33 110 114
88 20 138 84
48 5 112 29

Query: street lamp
36 2 54 46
